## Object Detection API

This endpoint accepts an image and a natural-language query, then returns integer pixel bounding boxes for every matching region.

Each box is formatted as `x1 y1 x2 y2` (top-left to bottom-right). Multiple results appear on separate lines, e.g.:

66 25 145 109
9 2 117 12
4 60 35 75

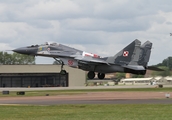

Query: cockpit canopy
27 42 59 48
45 42 59 46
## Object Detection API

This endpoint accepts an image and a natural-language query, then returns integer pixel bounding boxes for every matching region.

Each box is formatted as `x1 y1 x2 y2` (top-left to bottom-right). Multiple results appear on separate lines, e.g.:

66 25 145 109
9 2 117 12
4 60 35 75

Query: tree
157 57 172 70
132 74 144 78
115 73 126 81
151 66 171 77
0 52 35 65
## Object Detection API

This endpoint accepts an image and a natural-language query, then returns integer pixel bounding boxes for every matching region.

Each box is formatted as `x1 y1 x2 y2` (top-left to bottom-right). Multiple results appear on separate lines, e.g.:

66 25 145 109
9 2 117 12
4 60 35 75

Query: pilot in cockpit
45 42 49 45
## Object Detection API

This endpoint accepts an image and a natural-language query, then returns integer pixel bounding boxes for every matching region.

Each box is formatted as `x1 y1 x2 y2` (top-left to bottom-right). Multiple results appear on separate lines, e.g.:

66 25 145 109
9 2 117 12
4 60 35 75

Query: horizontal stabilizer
147 66 165 71
123 65 145 70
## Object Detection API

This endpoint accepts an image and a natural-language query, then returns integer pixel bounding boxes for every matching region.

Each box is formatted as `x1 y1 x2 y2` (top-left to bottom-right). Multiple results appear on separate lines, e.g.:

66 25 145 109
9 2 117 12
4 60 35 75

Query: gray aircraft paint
138 41 152 67
76 39 143 73
106 39 141 65
13 39 154 76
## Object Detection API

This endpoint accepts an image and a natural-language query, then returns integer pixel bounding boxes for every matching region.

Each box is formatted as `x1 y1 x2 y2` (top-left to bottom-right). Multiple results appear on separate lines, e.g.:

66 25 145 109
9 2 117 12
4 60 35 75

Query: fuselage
13 40 150 79
13 43 112 72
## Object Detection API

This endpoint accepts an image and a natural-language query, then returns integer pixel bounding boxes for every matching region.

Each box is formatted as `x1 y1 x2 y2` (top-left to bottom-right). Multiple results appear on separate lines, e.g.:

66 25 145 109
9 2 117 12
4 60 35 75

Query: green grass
0 88 172 119
0 104 172 120
0 87 172 97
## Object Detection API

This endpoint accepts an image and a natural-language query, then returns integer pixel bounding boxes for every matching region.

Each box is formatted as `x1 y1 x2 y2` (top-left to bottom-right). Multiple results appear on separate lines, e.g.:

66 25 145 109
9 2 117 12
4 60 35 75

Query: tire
87 71 95 79
98 73 105 79
60 70 67 75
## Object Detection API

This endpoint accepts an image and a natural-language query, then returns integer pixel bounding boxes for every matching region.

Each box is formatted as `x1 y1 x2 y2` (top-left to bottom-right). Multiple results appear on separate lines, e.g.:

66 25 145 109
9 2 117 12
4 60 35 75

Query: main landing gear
87 71 105 79
54 58 67 75
60 63 67 75
87 71 95 79
97 73 105 79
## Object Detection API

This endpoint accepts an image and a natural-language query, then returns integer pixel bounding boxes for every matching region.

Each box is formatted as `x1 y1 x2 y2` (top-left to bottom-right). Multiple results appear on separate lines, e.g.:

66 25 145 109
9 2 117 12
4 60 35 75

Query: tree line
0 52 35 65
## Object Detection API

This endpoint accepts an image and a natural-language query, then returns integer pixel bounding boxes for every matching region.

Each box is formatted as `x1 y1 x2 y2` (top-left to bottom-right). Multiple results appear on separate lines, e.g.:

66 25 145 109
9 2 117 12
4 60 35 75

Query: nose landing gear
54 58 67 75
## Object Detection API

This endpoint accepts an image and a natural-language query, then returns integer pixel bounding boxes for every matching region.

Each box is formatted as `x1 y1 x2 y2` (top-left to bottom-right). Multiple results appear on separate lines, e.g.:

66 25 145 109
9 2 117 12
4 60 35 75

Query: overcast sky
0 0 172 65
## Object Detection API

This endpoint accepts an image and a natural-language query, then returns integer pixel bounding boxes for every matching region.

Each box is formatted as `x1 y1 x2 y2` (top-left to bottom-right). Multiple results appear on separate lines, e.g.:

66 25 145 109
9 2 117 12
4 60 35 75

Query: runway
1 85 172 91
0 99 172 105
0 91 171 105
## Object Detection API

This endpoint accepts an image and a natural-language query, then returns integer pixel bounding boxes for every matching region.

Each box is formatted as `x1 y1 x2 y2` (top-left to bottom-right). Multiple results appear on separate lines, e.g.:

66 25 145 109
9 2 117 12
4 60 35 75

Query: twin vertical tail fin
138 41 152 68
112 39 141 65
109 39 154 75
122 40 152 75
107 39 152 69
136 41 163 71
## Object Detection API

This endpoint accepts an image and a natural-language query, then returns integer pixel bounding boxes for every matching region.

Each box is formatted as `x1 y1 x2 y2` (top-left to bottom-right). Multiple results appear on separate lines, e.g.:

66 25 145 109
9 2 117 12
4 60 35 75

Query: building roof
121 76 172 82
0 64 71 73
121 77 154 82
164 76 172 80
154 76 163 80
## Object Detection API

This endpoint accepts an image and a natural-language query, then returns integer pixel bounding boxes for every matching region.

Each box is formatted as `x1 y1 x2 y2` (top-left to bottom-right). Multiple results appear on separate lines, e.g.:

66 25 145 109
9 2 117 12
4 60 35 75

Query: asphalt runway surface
0 99 172 105
0 91 172 105
1 85 172 91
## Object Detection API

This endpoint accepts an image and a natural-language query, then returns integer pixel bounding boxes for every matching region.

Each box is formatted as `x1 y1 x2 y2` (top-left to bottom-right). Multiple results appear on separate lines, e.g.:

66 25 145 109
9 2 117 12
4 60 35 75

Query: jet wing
36 51 77 58
36 53 70 58
75 56 109 65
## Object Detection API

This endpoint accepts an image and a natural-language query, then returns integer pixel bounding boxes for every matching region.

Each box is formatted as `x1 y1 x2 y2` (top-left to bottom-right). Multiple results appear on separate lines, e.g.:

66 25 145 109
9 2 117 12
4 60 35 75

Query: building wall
0 65 86 87
65 67 86 86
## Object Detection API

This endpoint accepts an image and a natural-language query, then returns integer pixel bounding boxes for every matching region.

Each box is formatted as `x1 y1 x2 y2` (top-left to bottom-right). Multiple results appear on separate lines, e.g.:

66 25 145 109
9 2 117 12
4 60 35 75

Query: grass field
1 87 172 97
0 104 172 120
0 88 172 120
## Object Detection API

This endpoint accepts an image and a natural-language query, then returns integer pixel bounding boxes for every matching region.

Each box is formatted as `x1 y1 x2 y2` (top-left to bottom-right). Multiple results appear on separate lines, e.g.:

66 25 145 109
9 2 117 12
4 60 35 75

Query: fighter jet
12 39 159 79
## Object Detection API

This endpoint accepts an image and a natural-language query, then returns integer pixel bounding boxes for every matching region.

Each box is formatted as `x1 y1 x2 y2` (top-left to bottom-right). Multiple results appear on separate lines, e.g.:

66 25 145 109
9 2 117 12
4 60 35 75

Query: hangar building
0 65 86 87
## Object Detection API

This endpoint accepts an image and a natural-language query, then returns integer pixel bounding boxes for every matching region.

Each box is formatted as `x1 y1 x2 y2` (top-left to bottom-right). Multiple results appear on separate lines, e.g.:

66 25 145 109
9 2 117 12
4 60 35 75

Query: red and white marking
82 51 100 58
123 51 129 57
68 60 73 66
47 48 50 51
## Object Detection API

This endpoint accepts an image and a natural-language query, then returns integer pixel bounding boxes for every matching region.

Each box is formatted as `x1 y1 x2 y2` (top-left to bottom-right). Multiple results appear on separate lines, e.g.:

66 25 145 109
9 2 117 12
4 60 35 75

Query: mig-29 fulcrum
13 39 162 79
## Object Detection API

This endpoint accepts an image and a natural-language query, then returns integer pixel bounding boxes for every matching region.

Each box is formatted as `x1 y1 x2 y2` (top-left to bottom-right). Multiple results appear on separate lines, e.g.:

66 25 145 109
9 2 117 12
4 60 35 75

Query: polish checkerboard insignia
123 51 129 57
68 60 73 66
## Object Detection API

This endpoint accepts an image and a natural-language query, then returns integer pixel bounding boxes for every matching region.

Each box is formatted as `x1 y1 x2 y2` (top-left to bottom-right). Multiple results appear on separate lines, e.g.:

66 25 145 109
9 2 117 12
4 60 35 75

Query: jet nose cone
13 47 37 55
13 47 27 54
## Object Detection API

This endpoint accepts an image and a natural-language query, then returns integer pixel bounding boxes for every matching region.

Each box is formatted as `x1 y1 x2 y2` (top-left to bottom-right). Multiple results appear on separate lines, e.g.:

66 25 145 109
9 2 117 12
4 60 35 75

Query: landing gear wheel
60 70 67 75
54 58 67 75
87 71 95 79
138 70 146 75
141 70 146 75
98 73 105 79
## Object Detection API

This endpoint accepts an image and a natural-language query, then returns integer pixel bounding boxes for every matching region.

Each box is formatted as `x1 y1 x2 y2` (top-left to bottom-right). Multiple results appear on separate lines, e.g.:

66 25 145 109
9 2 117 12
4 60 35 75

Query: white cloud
0 0 172 65
23 0 81 20
0 43 13 51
